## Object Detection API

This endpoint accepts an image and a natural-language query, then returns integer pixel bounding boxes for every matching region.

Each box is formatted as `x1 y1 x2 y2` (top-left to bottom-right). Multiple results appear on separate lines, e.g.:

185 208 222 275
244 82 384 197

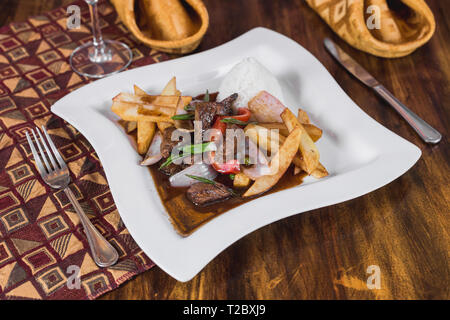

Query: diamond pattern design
0 0 166 300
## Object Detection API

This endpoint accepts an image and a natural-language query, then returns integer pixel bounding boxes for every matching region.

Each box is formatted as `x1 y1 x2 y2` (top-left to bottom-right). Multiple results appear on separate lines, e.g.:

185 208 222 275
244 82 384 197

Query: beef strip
159 156 194 176
160 126 180 158
159 127 187 176
186 182 232 206
217 93 237 116
159 162 182 176
194 102 217 130
193 93 238 129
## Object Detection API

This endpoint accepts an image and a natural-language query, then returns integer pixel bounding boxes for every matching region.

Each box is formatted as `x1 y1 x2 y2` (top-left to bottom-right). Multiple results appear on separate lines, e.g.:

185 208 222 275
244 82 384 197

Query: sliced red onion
140 131 162 166
248 91 285 123
169 163 218 188
243 138 271 180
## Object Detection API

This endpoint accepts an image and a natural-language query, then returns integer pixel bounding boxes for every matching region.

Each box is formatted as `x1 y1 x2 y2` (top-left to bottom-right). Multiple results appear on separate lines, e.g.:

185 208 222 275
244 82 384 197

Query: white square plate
52 28 421 282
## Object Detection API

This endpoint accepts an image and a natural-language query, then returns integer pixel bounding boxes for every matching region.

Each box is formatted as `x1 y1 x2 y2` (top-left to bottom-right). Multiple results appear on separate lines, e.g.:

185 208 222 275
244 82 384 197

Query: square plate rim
51 27 421 282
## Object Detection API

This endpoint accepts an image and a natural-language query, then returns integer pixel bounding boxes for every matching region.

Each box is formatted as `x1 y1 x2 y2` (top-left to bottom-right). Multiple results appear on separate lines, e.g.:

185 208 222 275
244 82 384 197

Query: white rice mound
217 57 284 111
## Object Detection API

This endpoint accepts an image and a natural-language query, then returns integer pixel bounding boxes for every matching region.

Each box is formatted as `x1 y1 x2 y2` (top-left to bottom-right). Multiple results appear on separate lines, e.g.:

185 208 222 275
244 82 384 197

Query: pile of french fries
111 77 191 155
241 105 328 197
111 77 327 199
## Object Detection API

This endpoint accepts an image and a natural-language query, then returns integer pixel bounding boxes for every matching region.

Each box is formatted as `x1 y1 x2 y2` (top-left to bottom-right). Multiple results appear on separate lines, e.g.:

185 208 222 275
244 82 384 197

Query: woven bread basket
111 0 209 54
306 0 435 58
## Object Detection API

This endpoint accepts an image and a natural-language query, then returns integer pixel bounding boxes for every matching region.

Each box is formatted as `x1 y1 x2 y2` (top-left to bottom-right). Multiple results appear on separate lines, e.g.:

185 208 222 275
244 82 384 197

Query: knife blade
323 38 441 144
324 38 380 88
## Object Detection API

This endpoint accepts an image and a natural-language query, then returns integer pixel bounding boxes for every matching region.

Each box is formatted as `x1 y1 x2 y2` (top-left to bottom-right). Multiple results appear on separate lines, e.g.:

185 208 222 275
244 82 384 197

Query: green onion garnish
203 89 209 102
171 113 194 120
159 142 216 169
229 173 235 180
159 156 176 169
220 118 256 126
185 174 216 184
176 141 216 155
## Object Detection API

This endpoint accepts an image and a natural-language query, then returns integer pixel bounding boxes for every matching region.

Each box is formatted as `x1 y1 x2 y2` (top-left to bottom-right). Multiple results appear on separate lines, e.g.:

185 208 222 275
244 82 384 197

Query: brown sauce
120 92 306 236
149 164 306 236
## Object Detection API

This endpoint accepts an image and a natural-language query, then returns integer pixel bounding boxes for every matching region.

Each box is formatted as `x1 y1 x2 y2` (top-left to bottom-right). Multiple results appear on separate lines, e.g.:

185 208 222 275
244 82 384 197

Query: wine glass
69 0 132 78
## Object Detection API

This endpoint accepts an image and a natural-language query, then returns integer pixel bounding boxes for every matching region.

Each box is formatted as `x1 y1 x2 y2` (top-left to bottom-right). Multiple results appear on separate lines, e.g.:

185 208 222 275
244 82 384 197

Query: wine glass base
69 40 132 79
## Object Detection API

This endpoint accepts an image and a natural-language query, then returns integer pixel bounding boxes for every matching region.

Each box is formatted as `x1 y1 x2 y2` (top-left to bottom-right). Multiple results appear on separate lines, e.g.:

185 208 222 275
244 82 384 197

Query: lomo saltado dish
111 58 328 236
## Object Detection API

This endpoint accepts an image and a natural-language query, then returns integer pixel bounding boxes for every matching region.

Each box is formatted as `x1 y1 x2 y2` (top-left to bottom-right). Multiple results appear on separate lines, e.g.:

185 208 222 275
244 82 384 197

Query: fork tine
26 130 48 176
36 127 59 170
31 128 52 173
41 125 67 169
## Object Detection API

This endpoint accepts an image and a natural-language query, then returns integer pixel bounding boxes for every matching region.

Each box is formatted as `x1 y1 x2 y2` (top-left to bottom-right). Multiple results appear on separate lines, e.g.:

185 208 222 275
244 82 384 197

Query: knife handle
373 85 442 144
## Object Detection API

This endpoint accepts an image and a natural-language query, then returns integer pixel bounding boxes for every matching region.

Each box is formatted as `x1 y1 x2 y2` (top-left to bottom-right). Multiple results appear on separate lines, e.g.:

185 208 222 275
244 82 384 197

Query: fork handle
373 84 442 144
64 187 119 267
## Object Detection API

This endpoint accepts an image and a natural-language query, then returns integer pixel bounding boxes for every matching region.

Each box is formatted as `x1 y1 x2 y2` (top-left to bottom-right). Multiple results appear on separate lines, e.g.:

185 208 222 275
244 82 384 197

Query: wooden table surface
2 0 448 300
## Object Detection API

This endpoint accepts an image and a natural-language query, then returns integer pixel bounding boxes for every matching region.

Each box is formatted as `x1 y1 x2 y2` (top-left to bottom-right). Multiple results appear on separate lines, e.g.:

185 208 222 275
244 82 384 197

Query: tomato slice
209 108 252 174
212 108 251 134
232 108 251 122
211 159 240 174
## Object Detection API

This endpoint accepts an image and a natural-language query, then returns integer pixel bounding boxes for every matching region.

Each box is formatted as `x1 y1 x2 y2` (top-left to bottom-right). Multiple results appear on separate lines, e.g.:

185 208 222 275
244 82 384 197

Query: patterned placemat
0 0 170 300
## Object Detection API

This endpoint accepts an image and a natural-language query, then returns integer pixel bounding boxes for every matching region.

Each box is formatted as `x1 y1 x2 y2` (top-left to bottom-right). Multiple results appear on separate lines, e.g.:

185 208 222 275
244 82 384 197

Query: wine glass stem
87 0 111 63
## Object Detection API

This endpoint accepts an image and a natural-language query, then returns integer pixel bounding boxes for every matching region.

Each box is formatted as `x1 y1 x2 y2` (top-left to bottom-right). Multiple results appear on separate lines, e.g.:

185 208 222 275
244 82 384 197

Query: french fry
113 96 178 116
158 77 179 131
135 83 179 101
157 121 174 132
258 123 290 136
233 173 251 188
291 153 305 169
137 104 177 116
247 123 327 178
245 124 299 168
243 126 302 197
124 121 137 133
134 85 160 154
112 101 174 122
297 108 310 124
134 83 180 100
137 121 156 155
114 92 181 108
161 77 177 95
281 109 319 174
138 96 191 118
259 122 322 142
310 162 328 179
302 124 322 142
292 153 328 178
134 82 155 156
133 84 147 96
244 124 280 155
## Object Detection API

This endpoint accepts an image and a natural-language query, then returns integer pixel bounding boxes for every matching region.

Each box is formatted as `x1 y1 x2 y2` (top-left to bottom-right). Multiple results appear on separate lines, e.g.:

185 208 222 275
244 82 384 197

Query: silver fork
26 126 118 267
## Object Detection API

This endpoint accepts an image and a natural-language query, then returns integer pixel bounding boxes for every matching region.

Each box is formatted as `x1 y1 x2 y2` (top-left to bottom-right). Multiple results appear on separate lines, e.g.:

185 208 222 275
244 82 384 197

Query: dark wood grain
2 0 448 300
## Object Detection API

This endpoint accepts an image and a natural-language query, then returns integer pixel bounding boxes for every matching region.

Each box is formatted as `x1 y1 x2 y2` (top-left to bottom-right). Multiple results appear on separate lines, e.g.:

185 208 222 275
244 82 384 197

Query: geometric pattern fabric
0 0 166 299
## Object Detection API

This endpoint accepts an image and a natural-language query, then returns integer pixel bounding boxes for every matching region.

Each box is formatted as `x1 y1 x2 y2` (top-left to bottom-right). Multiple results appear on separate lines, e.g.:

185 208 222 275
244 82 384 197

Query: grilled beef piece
159 162 182 176
217 93 237 116
194 93 239 129
159 155 193 176
186 182 232 206
160 127 180 158
195 102 217 130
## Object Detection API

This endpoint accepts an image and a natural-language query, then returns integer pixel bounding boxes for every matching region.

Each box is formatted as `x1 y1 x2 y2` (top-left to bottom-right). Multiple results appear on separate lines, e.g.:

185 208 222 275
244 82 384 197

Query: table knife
324 38 441 144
